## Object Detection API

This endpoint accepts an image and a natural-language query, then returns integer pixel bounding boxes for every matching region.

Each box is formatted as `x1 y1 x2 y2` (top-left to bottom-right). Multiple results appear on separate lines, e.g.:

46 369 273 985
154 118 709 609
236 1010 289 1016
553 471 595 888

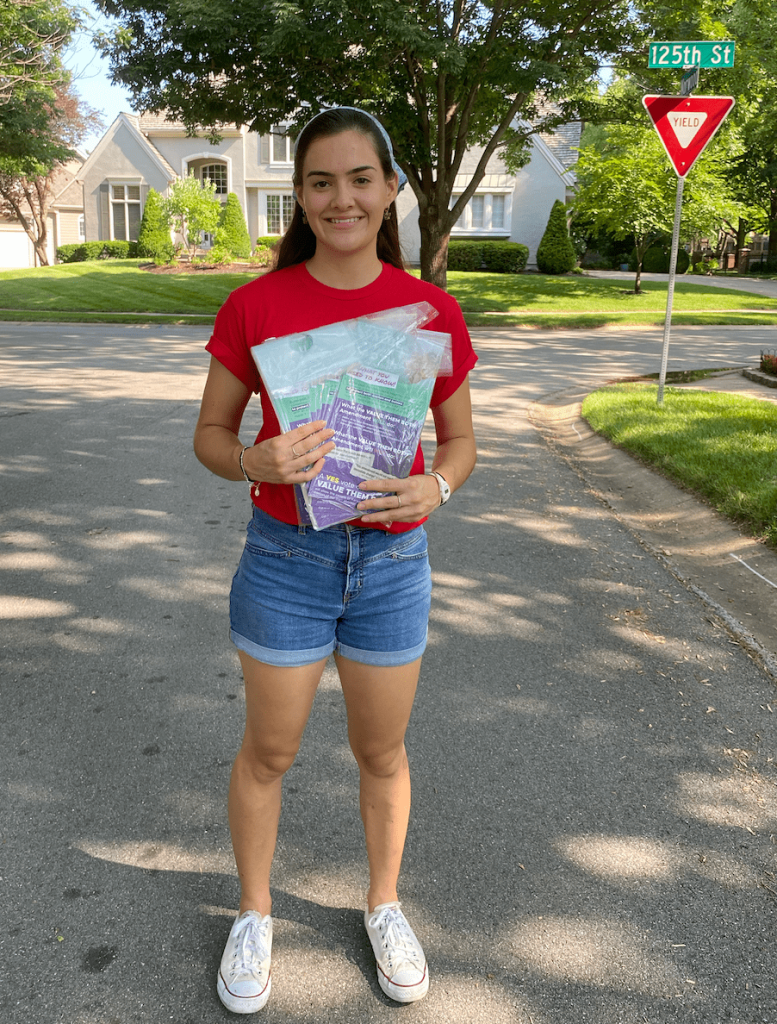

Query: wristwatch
430 471 451 506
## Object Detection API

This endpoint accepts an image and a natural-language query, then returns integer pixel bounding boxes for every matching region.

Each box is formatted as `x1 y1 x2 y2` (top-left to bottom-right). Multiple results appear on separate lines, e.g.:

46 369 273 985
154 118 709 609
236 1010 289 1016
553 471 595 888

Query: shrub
101 240 137 259
137 189 175 262
481 241 529 274
640 244 690 274
56 243 81 263
56 241 137 263
536 200 577 275
447 240 483 271
215 193 252 259
761 350 777 376
251 243 275 266
207 243 234 265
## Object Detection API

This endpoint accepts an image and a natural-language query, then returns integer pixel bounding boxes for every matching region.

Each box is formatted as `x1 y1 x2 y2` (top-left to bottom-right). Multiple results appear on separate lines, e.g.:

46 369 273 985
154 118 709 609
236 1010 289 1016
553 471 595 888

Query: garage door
0 228 34 269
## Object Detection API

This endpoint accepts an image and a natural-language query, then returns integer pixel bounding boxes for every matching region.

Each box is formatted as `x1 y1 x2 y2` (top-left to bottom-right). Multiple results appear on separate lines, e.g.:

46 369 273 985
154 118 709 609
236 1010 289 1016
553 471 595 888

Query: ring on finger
396 495 402 508
291 444 300 458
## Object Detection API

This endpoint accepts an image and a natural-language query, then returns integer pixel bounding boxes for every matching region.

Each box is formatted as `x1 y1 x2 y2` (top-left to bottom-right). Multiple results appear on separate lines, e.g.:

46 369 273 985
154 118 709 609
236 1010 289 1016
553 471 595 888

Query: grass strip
3 263 777 327
582 383 777 547
464 312 777 329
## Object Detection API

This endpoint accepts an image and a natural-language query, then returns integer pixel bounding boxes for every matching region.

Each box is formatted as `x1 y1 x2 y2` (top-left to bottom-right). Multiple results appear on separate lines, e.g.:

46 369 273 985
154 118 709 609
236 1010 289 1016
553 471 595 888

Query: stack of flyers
251 303 453 530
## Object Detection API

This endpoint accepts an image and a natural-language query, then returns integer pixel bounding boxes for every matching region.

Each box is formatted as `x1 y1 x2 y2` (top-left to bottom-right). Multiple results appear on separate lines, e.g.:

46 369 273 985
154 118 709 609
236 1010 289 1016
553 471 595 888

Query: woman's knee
351 740 408 779
235 740 298 784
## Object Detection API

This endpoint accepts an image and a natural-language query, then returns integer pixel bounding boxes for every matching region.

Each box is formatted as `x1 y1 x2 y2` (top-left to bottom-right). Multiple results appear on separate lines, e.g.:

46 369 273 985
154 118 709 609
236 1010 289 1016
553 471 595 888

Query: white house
2 110 580 269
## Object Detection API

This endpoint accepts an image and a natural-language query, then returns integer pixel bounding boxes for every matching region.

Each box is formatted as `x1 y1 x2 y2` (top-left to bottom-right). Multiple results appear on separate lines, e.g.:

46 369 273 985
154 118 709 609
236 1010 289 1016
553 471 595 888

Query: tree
164 173 221 258
96 0 713 286
536 200 577 275
572 118 741 293
216 193 252 259
137 188 174 261
0 84 101 265
0 0 75 102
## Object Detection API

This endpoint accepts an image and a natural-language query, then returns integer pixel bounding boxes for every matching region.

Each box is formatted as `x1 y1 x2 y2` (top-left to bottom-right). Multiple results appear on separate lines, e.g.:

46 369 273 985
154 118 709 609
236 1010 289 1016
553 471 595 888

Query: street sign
642 95 735 177
649 41 735 68
680 67 699 96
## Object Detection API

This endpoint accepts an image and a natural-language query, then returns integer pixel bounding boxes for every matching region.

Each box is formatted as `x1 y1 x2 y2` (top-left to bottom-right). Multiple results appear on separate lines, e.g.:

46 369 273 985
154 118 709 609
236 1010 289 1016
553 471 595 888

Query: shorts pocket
388 527 429 562
245 520 293 558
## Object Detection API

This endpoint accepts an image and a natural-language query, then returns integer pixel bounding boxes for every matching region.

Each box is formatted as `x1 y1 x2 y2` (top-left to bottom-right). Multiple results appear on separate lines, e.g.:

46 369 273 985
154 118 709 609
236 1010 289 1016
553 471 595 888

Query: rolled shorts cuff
336 628 428 667
230 628 335 668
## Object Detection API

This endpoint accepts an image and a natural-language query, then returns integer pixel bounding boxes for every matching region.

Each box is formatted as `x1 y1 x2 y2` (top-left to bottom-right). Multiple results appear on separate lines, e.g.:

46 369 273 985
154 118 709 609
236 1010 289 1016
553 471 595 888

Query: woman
194 106 477 1013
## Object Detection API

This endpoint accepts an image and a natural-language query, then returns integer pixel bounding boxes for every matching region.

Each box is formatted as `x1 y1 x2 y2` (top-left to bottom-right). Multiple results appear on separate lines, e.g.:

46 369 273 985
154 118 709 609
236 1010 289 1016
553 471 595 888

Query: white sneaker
217 911 272 1014
364 901 429 1003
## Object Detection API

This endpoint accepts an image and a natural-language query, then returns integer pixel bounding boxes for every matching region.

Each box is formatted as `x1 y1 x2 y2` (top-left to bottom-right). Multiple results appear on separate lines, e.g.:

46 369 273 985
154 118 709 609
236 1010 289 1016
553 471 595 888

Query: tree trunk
768 189 777 262
735 217 748 268
634 262 642 294
418 204 451 290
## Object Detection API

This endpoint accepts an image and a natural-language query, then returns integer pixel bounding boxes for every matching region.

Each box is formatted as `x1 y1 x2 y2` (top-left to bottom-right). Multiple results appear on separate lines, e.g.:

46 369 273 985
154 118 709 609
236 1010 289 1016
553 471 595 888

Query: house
0 155 85 269
3 109 580 268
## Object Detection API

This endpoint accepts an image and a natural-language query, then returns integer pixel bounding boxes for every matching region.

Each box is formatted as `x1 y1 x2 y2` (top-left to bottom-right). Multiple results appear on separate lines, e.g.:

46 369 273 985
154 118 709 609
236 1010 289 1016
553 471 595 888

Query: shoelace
229 914 270 977
370 907 423 969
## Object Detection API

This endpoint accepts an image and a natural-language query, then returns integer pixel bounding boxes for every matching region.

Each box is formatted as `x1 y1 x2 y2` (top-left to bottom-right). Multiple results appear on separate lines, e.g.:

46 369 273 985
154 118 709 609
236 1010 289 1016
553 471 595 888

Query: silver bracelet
239 447 261 498
239 446 252 482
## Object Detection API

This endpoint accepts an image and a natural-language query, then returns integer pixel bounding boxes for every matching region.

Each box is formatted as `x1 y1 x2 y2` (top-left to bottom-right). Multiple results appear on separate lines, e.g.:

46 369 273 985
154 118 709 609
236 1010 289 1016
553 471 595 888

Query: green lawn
2 261 777 327
582 383 777 547
0 260 253 324
444 272 777 328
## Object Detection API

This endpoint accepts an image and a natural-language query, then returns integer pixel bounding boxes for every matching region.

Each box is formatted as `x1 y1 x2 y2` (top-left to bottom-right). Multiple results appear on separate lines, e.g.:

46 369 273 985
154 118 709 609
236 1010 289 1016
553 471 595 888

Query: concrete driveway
2 322 777 1023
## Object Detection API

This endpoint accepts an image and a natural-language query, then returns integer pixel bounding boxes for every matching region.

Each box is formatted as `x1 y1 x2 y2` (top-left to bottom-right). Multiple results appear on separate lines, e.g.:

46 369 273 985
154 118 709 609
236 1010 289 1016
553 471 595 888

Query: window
451 193 510 234
267 194 297 235
111 184 141 242
201 164 228 195
470 195 484 228
491 194 505 230
261 127 295 164
78 215 85 241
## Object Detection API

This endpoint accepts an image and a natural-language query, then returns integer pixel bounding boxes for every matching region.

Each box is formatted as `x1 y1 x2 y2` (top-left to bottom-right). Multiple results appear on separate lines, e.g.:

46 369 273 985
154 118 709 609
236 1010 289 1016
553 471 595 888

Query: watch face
434 473 450 503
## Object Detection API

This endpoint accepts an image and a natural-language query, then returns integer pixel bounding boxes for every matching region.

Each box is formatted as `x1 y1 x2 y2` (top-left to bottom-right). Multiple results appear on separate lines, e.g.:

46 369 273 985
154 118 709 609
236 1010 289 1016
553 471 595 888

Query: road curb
528 385 777 681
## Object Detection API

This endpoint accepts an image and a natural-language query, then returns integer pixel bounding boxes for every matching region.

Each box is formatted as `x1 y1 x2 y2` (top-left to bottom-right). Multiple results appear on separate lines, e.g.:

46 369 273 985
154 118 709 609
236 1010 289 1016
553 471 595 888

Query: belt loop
297 524 307 535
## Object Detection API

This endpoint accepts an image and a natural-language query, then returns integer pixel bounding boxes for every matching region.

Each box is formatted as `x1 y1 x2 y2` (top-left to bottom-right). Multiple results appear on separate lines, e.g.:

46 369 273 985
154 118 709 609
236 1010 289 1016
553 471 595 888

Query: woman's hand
240 421 336 485
356 473 441 527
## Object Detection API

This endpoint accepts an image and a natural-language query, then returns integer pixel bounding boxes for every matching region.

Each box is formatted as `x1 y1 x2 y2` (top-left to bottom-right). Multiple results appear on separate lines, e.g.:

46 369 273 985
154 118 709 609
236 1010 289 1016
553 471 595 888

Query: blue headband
295 106 407 193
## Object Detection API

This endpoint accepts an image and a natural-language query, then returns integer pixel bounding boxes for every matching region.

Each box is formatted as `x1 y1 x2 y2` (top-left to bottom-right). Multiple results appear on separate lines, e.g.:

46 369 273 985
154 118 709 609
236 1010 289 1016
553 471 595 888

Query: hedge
447 239 529 273
447 240 483 271
57 241 139 263
482 241 529 273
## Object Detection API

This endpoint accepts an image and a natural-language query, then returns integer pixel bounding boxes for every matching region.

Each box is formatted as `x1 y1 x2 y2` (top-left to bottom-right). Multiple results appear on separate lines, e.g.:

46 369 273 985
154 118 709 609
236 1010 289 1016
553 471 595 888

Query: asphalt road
2 322 777 1024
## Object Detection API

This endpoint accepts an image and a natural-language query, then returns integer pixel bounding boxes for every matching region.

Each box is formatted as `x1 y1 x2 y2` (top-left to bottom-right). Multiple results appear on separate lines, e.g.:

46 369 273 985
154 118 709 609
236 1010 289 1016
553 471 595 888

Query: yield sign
642 95 735 177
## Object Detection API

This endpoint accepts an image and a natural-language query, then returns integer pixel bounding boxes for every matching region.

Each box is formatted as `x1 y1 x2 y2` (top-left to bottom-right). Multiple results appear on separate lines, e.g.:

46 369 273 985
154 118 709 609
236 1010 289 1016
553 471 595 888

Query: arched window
201 164 228 194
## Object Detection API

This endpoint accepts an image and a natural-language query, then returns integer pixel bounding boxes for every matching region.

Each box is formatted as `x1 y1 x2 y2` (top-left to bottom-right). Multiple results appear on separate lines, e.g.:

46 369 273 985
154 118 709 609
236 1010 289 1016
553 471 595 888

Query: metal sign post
657 176 685 405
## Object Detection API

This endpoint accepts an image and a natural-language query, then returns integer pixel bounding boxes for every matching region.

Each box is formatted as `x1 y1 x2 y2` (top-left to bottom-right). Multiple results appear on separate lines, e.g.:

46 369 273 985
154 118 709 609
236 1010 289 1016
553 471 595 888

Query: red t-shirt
206 261 478 531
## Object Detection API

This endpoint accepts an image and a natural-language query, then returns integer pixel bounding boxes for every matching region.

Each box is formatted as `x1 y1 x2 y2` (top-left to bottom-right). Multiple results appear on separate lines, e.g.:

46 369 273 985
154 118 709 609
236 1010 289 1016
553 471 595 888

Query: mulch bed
141 261 270 275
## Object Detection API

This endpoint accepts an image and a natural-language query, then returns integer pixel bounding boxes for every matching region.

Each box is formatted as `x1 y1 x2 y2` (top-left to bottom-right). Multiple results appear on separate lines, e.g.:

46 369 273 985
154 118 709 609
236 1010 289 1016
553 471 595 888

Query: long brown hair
273 108 404 272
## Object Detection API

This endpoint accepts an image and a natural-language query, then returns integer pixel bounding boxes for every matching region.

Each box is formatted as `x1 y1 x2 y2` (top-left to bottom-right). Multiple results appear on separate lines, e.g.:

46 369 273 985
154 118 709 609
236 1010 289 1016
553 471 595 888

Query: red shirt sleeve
205 293 261 393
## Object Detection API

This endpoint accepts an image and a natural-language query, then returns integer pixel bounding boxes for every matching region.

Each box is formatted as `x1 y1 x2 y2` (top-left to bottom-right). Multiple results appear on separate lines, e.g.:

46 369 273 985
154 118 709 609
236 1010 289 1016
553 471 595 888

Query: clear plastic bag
251 303 452 530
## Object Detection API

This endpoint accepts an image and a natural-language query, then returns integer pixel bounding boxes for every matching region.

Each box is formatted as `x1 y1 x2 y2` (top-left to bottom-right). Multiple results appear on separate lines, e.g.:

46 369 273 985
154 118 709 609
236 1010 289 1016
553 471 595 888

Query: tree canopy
97 0 725 284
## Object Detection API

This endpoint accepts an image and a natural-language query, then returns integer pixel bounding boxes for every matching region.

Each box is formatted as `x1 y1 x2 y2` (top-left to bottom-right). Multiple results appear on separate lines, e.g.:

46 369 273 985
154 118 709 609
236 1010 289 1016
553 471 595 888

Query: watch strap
430 471 451 505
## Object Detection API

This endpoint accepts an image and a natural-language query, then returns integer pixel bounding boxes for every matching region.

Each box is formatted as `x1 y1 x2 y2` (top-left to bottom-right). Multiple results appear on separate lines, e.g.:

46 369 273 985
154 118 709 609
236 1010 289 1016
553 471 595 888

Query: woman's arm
356 377 477 525
193 356 335 484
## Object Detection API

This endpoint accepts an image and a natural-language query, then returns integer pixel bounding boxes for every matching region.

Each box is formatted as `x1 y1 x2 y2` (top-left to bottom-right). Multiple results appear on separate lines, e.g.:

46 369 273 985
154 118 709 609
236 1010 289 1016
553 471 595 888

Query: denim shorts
229 508 432 668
